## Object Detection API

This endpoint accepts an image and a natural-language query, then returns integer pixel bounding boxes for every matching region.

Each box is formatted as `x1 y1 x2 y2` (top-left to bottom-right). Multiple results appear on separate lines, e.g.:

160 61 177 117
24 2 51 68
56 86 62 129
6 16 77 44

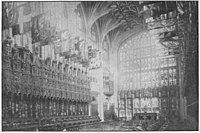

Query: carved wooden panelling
2 42 92 103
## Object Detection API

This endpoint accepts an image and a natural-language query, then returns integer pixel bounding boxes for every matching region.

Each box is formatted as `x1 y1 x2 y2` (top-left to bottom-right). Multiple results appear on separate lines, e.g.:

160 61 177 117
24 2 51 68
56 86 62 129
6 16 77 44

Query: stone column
178 55 187 121
111 51 119 118
97 68 104 121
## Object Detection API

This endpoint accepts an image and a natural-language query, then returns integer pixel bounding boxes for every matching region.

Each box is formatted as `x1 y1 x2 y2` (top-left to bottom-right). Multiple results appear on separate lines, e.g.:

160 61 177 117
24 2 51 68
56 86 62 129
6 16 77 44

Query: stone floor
166 116 198 131
80 120 155 131
80 121 124 131
79 117 198 131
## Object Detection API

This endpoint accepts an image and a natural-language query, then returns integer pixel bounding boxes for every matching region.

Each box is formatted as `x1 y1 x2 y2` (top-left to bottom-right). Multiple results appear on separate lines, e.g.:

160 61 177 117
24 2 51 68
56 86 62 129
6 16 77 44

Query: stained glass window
118 31 178 111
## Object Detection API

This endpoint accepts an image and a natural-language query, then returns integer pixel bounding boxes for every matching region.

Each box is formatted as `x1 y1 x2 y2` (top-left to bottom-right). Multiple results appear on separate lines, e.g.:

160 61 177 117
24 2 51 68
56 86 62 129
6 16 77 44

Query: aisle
79 120 161 131
79 121 123 131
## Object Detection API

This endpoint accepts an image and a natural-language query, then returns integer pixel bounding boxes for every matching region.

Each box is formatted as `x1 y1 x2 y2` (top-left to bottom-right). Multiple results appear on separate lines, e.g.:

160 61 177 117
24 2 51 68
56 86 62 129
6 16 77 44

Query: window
118 31 178 94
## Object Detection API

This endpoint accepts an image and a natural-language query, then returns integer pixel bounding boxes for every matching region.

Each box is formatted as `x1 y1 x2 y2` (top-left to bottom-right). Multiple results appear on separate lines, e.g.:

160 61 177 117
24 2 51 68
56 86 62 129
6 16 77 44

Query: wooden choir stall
2 39 100 131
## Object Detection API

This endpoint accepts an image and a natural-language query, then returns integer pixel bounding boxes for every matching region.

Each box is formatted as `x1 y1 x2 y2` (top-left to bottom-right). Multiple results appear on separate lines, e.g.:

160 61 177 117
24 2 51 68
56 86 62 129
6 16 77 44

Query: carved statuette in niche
2 37 13 92
2 37 12 69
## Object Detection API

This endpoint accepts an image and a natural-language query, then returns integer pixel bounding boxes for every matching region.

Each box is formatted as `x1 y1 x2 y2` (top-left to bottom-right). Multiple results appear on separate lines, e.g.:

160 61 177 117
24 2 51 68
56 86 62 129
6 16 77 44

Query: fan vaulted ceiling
77 1 145 51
